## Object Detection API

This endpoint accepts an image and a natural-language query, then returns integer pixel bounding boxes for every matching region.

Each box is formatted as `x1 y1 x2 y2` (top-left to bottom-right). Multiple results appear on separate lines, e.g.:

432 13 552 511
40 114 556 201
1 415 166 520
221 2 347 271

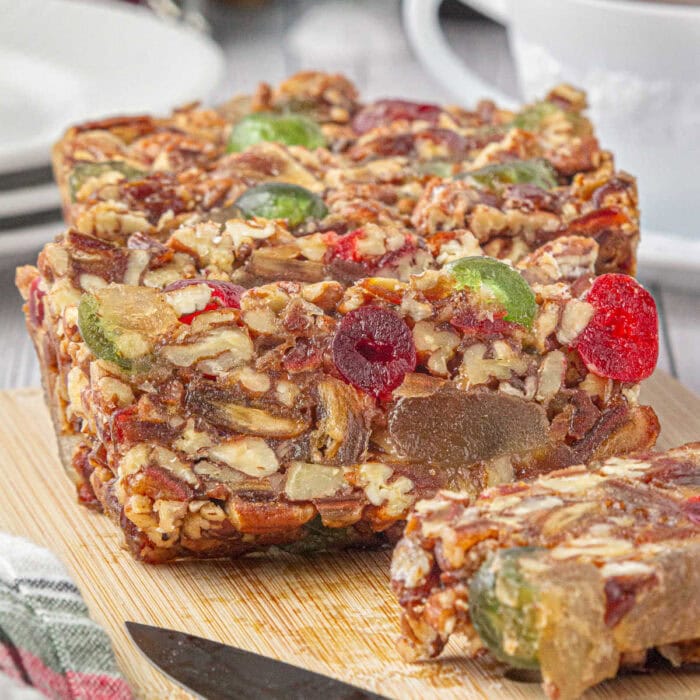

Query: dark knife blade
125 621 389 700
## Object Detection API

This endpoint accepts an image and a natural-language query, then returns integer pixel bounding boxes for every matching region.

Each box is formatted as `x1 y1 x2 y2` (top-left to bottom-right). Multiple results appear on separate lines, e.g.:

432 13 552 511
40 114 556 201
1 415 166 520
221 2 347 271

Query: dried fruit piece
350 128 467 161
415 128 468 156
187 383 309 437
28 277 46 327
511 100 587 138
329 228 365 263
352 99 441 134
78 285 178 370
566 208 635 275
449 309 518 339
69 160 145 201
388 385 548 467
459 158 558 193
469 547 544 670
163 279 244 324
234 183 328 228
227 112 326 152
574 273 658 382
332 306 416 398
511 101 560 131
311 378 370 465
445 256 537 328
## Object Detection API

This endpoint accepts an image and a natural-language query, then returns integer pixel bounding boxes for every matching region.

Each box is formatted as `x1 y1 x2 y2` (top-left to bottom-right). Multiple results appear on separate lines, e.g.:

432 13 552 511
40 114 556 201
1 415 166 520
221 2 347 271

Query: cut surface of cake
391 444 700 700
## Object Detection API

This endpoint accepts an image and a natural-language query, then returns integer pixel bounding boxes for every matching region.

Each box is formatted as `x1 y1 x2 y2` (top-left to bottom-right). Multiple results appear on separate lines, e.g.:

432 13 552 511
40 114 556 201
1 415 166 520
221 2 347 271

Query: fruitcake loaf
17 72 658 563
53 72 639 278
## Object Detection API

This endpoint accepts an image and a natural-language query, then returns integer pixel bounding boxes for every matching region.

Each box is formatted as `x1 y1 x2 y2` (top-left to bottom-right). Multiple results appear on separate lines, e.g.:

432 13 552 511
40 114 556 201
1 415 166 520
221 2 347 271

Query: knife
125 621 389 700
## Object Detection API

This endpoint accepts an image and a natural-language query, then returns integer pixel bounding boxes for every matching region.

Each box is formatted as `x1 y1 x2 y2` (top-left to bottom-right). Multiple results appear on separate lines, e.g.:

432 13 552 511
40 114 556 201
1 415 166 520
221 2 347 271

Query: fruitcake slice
17 217 658 563
391 445 700 700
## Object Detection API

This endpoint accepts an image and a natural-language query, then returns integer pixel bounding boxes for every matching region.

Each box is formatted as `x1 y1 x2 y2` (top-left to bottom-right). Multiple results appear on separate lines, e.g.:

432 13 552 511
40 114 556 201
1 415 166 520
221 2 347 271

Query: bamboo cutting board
1 372 700 699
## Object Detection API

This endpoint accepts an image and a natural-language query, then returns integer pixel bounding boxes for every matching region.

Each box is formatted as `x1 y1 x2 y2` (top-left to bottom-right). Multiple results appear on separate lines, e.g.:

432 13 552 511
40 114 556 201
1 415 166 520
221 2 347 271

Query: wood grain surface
1 372 699 699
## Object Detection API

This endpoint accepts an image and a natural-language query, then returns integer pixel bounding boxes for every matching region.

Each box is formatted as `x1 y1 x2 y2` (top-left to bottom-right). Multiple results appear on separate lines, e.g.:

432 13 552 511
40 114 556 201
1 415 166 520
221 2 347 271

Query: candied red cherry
329 228 365 263
332 306 416 398
163 279 245 324
352 99 442 134
574 273 658 382
28 277 46 327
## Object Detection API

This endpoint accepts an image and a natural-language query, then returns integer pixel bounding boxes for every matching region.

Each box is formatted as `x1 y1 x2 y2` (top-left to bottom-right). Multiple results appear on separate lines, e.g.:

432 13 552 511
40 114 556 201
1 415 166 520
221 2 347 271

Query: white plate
0 0 225 175
0 182 61 219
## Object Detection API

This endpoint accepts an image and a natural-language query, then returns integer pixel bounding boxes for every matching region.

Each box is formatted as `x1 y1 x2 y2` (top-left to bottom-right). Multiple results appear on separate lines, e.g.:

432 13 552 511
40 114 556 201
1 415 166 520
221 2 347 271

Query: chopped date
68 229 123 252
112 406 180 445
127 232 173 267
567 207 629 236
504 183 559 212
68 235 130 284
449 308 520 339
352 99 442 134
592 177 636 209
349 133 416 160
283 337 324 373
129 465 194 501
349 128 467 161
119 175 190 224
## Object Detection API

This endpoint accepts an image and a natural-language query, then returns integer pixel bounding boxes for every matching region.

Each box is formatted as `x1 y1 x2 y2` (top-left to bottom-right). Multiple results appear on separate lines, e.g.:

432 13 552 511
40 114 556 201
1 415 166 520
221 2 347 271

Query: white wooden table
1 1 696 392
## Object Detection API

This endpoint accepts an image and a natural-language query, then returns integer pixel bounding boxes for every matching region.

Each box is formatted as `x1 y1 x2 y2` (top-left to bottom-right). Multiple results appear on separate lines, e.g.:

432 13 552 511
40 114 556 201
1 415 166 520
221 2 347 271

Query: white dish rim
0 0 225 175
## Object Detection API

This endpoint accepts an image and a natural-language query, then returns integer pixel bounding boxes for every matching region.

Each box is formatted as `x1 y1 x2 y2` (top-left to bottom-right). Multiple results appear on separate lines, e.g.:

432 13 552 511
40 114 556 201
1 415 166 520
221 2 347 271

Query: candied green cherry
77 285 178 371
512 101 587 135
228 112 326 152
469 547 545 670
459 158 558 193
233 183 328 228
445 256 537 328
511 101 560 131
69 160 145 201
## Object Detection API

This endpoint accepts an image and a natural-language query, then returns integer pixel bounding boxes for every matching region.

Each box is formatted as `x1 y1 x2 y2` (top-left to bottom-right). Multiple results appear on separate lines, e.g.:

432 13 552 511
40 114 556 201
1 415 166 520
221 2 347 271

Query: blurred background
1 0 699 391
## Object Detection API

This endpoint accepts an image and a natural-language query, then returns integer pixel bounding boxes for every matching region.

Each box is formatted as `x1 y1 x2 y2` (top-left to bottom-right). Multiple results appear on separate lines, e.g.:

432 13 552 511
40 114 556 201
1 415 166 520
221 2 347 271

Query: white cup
403 0 700 239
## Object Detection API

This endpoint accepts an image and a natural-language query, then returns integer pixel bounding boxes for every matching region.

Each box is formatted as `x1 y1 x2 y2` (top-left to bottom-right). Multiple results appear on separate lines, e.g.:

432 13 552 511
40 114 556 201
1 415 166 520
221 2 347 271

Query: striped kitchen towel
0 532 132 700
